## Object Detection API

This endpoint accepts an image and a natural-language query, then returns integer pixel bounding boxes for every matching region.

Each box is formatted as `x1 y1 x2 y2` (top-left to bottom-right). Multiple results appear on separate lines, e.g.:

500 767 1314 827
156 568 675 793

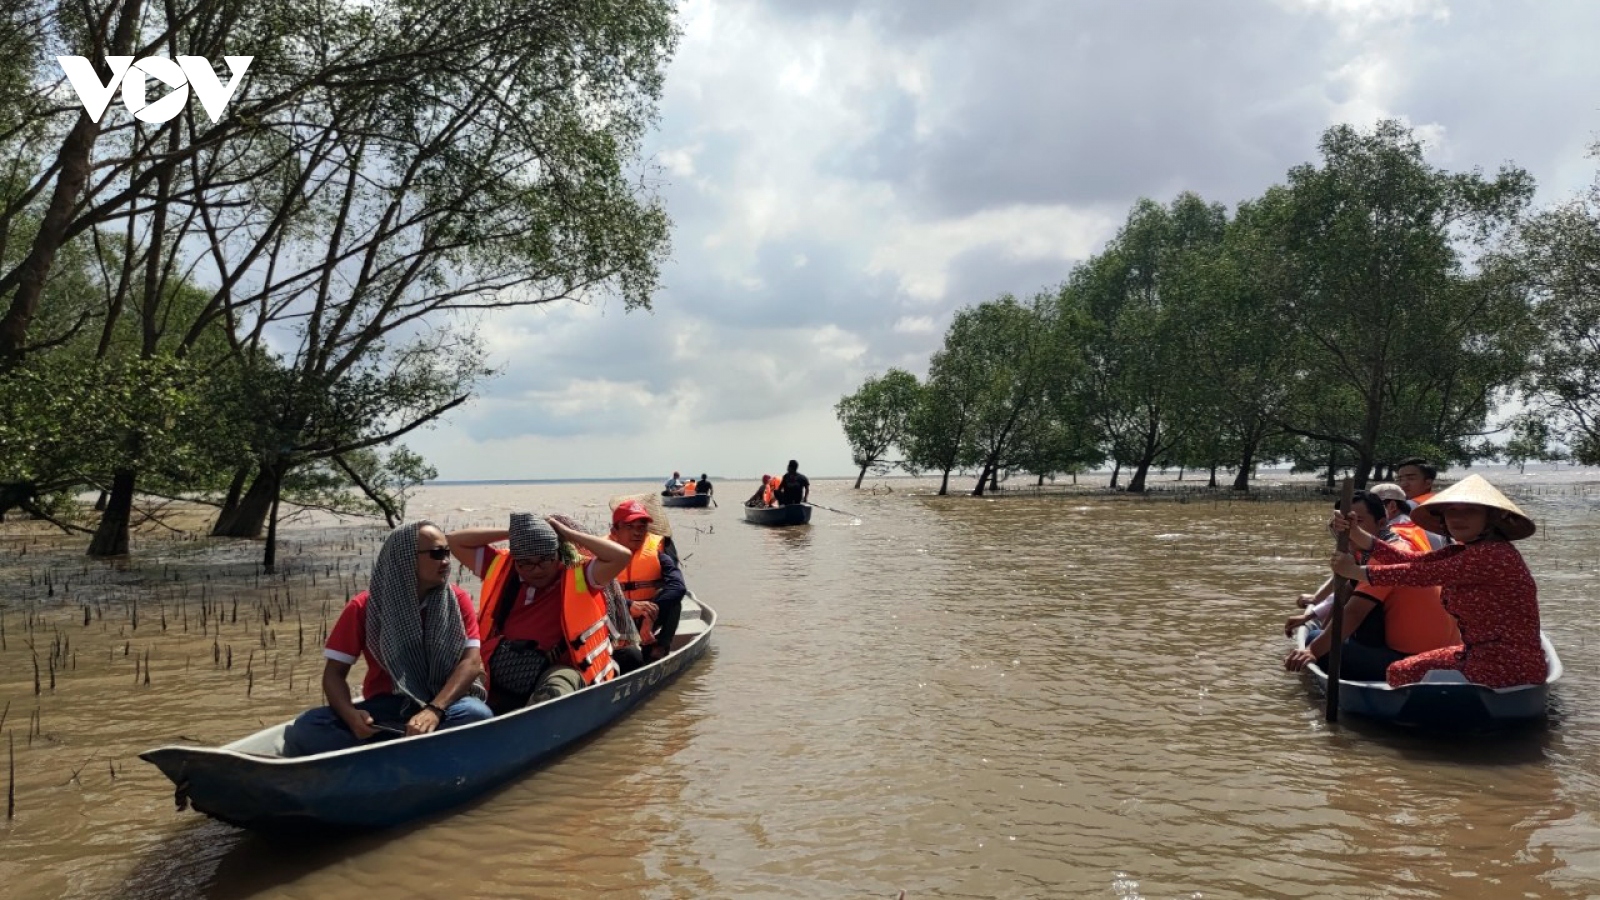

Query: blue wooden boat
1292 621 1561 729
743 503 811 526
140 595 716 831
662 493 712 508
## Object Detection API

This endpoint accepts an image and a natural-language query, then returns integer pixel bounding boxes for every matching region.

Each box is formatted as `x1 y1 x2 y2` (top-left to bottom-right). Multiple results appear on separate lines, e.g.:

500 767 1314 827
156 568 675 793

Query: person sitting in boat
682 478 698 497
1394 457 1440 505
447 512 633 714
696 473 713 497
608 499 687 665
1330 474 1546 689
663 471 684 497
1284 492 1459 681
281 522 493 757
1369 480 1447 550
745 474 778 508
775 460 810 506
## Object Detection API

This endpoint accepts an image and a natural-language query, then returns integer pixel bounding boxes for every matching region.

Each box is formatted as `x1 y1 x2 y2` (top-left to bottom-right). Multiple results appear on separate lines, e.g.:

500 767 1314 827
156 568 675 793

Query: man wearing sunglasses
282 522 493 756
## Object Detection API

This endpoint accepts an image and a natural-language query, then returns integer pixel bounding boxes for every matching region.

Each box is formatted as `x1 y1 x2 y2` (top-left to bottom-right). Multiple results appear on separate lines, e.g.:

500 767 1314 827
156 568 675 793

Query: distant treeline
0 1 678 561
837 121 1600 496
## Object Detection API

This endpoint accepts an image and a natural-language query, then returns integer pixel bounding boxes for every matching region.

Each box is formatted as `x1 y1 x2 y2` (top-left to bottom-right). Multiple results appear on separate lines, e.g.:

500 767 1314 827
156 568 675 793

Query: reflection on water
2 473 1600 899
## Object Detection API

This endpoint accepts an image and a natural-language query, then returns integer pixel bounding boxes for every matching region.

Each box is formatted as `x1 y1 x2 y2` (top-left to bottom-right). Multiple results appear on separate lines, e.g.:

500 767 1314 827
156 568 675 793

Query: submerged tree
836 368 920 489
1513 144 1600 464
1075 193 1227 492
1266 121 1537 485
0 0 677 559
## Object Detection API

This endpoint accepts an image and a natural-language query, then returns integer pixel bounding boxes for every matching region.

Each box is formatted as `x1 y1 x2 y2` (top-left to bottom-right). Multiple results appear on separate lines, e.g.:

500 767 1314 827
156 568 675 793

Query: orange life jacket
762 478 776 506
683 480 697 496
476 551 617 687
615 533 664 646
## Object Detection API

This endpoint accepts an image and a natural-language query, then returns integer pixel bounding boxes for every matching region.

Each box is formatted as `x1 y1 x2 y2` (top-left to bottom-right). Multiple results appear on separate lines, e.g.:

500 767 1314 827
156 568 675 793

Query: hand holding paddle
1323 477 1356 723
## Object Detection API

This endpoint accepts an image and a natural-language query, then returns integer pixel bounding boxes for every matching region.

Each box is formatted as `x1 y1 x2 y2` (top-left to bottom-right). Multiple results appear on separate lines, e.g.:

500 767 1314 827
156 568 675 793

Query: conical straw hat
1409 474 1535 541
608 492 673 539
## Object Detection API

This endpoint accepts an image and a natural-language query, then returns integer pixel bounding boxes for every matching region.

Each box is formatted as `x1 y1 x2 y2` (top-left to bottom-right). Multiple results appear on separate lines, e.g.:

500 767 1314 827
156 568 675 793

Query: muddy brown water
1 473 1598 899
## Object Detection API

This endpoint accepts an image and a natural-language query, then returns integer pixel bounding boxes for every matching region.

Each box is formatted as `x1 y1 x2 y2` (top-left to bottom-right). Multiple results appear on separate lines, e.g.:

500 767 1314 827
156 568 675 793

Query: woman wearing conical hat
1330 474 1546 689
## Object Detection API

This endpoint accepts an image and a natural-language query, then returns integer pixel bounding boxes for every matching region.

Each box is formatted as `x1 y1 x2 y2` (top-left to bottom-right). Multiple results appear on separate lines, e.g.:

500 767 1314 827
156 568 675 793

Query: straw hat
1409 474 1535 541
608 492 673 538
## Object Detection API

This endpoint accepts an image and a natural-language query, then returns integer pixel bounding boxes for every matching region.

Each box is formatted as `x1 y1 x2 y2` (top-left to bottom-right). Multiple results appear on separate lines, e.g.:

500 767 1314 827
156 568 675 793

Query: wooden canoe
742 503 811 526
662 493 712 508
141 595 716 831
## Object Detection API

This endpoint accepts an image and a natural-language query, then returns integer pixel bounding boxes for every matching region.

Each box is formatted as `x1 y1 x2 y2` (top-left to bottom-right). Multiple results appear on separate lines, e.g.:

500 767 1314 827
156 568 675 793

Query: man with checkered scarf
282 522 493 756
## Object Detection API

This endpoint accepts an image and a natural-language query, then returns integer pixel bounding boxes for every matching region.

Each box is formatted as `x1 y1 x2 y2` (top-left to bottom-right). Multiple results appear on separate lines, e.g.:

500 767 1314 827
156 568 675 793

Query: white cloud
404 0 1600 481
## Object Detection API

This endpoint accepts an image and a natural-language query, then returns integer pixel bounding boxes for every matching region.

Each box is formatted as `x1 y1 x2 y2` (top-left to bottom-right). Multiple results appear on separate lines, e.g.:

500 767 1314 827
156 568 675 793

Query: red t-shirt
324 585 482 700
472 547 599 650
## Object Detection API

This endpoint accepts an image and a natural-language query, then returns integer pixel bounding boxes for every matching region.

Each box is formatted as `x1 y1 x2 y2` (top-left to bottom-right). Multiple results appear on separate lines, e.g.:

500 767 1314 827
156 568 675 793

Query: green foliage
1073 192 1227 491
1263 120 1537 481
1512 144 1600 465
835 368 920 486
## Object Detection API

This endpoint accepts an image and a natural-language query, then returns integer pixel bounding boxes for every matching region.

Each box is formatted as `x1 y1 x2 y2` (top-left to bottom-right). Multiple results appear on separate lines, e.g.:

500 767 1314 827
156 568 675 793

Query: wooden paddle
806 501 860 518
1325 477 1356 723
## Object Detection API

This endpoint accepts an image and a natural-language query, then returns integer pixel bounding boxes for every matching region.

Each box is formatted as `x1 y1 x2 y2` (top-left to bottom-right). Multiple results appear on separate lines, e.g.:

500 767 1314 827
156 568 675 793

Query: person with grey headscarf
282 522 492 757
448 511 634 714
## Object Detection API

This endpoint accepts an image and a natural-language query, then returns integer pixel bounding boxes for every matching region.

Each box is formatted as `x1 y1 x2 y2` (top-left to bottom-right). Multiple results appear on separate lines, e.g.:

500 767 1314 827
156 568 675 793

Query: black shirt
776 471 809 505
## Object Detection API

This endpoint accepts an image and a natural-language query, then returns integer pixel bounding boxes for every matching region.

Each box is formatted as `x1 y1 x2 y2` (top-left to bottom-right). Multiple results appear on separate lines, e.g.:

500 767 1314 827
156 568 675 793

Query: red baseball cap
612 499 652 525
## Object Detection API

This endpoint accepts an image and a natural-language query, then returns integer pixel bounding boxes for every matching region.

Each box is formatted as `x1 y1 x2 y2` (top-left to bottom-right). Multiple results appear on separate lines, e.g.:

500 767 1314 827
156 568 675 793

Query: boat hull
141 598 716 831
1294 624 1560 729
662 493 712 508
742 504 811 526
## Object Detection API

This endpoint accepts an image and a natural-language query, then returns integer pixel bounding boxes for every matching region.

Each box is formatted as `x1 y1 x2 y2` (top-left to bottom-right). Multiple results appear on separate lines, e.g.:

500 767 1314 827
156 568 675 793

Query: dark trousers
1306 626 1407 682
282 693 492 757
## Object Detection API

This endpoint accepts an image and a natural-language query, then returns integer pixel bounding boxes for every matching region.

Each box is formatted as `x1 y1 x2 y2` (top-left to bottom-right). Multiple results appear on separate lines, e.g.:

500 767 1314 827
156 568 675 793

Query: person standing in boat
1330 474 1546 689
282 522 493 757
775 460 810 506
608 499 688 665
448 513 633 714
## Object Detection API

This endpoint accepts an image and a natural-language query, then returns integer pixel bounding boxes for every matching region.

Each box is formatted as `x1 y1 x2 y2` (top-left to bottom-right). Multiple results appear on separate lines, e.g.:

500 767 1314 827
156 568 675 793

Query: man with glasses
282 522 493 756
448 512 633 713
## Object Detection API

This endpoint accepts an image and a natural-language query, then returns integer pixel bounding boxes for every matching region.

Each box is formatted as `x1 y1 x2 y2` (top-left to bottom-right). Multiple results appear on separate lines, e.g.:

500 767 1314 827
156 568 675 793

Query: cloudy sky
406 0 1600 483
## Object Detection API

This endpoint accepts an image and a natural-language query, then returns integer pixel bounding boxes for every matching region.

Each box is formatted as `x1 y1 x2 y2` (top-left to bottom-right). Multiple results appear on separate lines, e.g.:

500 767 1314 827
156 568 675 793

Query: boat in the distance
742 503 811 527
1291 620 1561 729
662 493 712 508
141 595 716 831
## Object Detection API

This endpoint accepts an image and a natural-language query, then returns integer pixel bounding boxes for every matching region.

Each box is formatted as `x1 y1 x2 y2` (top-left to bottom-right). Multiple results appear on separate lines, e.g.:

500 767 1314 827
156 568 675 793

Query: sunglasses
418 546 450 560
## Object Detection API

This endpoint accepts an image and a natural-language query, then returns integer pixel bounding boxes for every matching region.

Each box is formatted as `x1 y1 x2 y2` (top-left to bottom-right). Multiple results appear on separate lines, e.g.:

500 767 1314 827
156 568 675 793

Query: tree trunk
1207 464 1218 488
212 465 277 538
854 465 868 490
1324 444 1337 488
1037 472 1045 486
1127 458 1153 493
988 467 999 492
1232 440 1259 492
971 463 990 497
937 467 952 496
216 464 250 524
93 491 108 511
87 468 137 557
264 477 283 573
1109 460 1121 489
